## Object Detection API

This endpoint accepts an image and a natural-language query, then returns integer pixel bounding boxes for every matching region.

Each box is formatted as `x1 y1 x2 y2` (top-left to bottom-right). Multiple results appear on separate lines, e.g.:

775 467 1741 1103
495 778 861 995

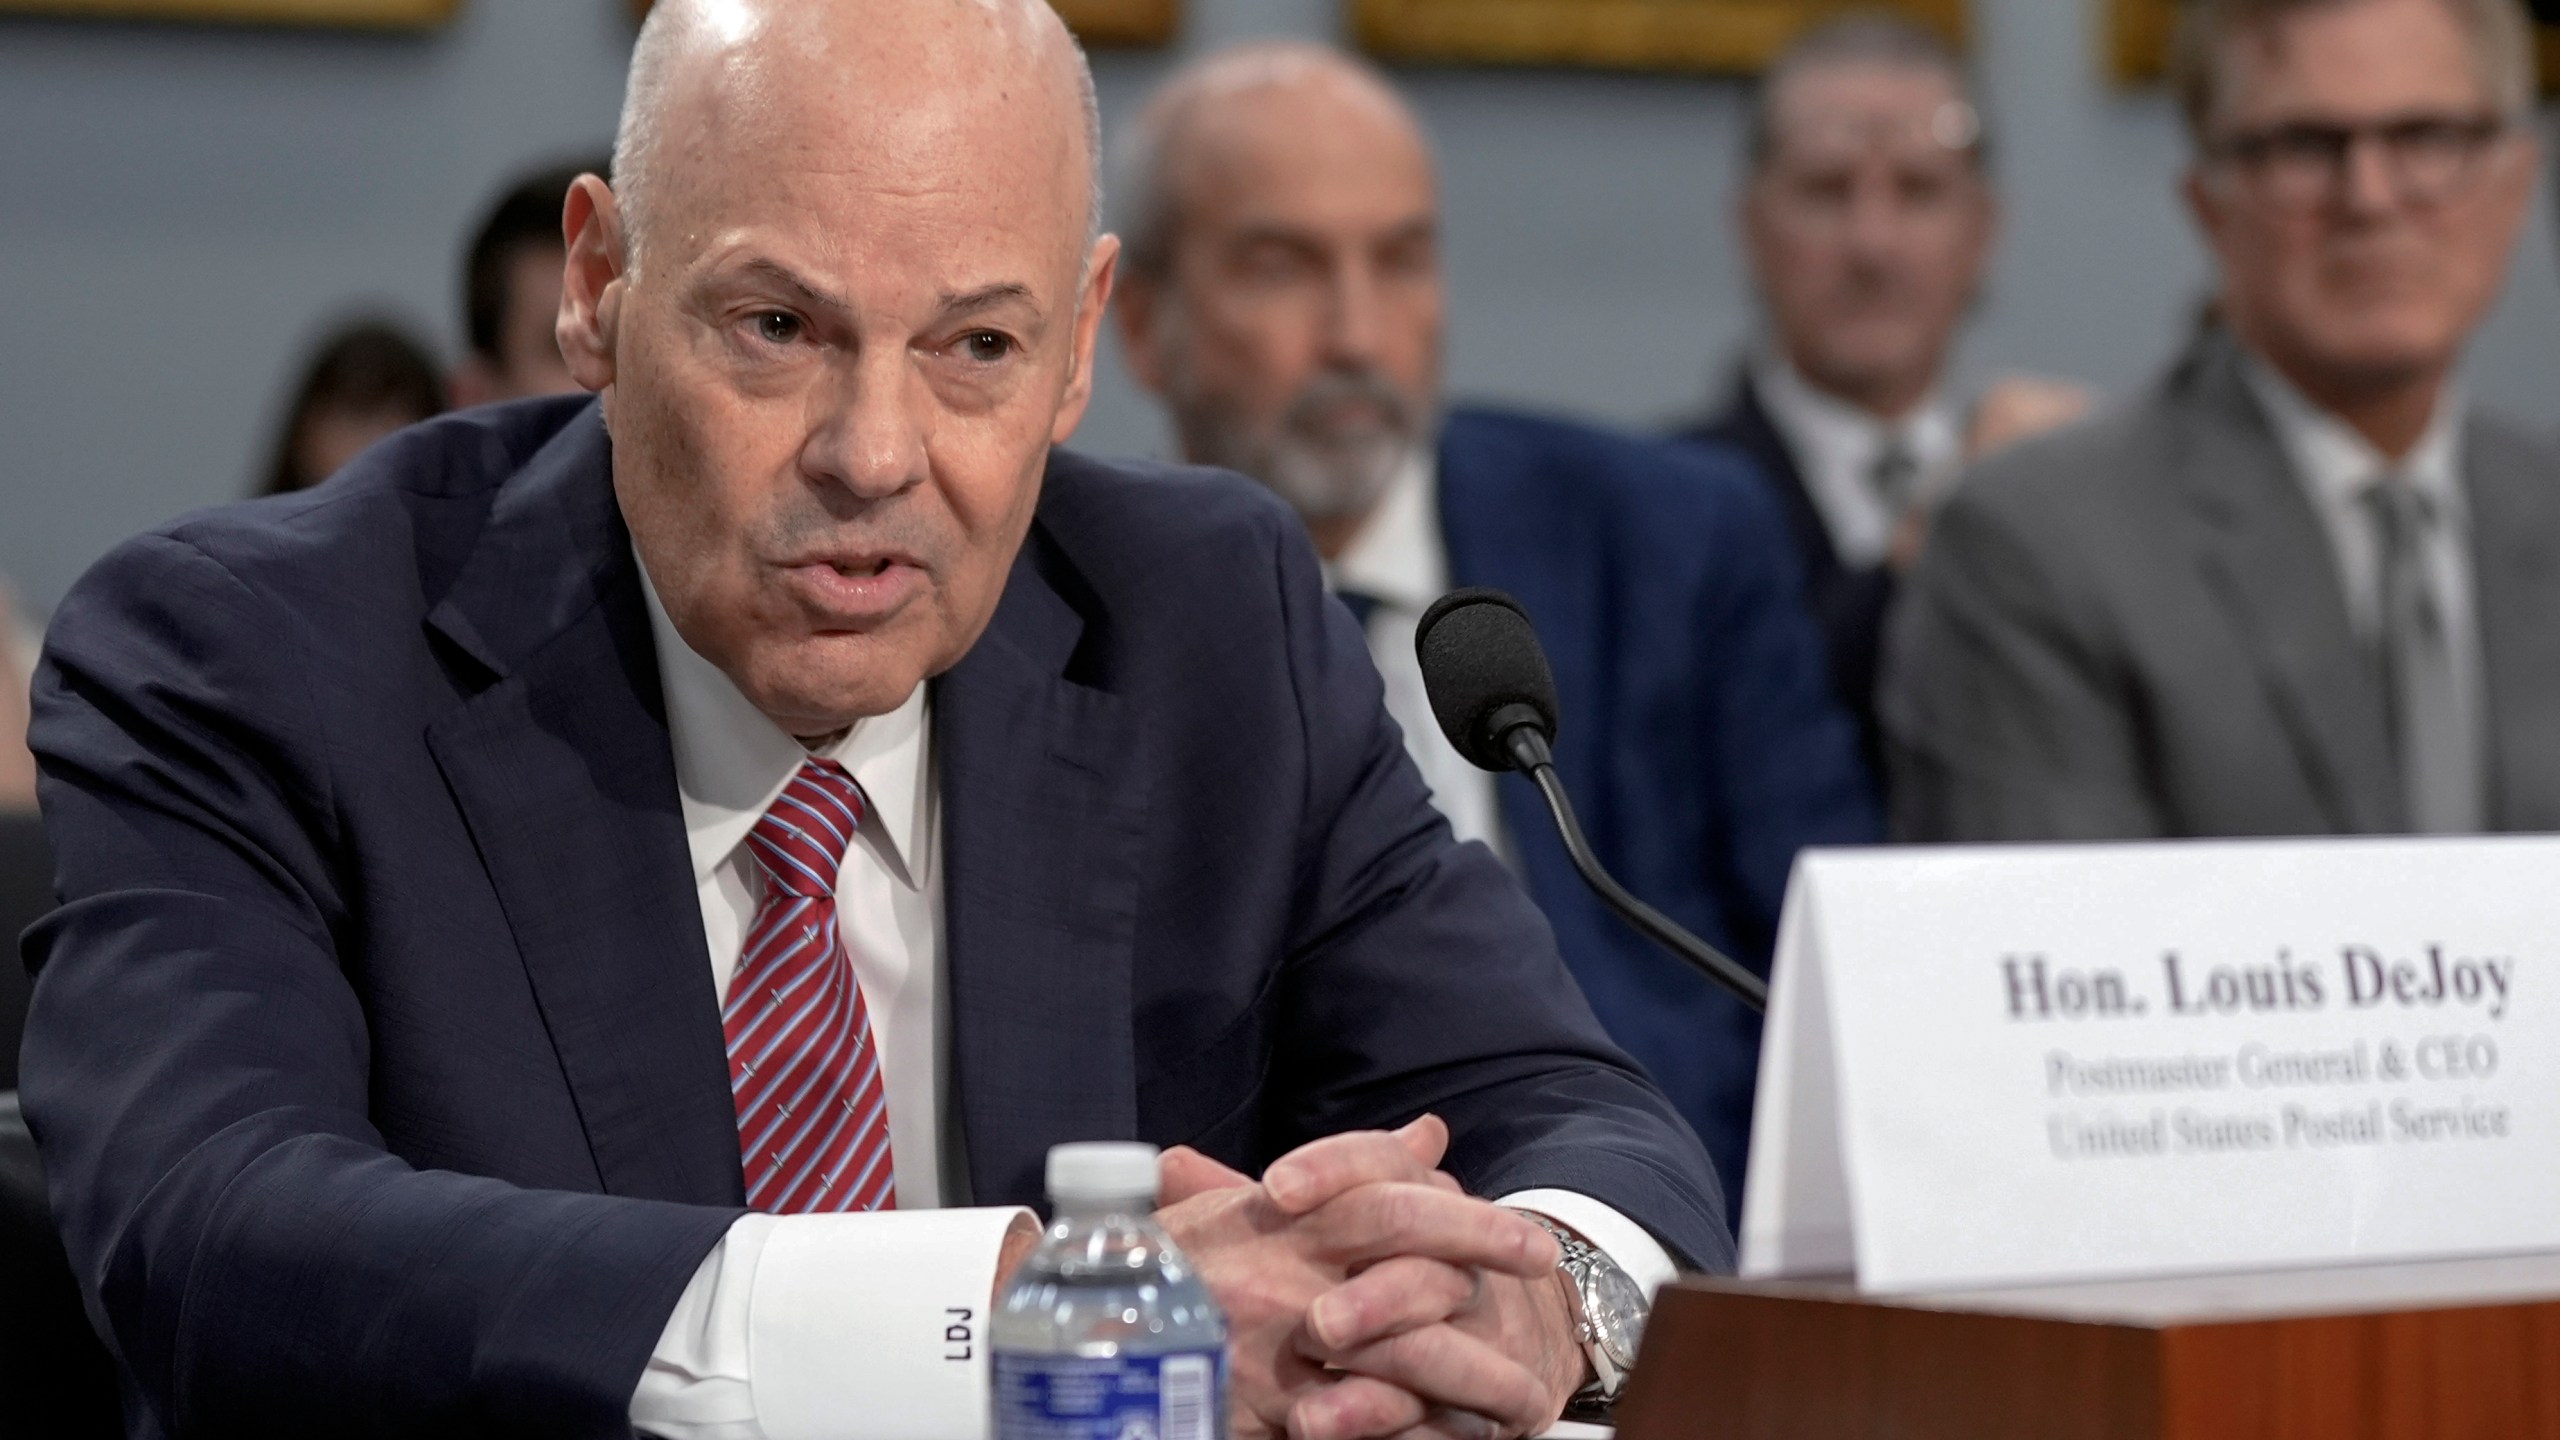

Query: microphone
1415 588 1769 1012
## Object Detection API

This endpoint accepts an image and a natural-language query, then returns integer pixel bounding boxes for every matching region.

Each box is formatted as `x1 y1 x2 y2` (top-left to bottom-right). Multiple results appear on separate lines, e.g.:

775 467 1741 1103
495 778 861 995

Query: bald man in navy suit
21 5 1725 1439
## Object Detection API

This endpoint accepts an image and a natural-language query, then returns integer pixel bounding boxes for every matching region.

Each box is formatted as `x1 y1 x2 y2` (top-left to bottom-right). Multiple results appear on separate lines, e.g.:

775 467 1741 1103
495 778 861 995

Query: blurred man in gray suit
1888 0 2559 842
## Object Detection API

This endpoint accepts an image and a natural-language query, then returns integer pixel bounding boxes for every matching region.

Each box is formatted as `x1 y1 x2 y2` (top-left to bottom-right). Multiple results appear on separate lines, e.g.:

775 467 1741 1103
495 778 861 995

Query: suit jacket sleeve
1250 506 1735 1273
21 534 739 1439
1882 477 2167 842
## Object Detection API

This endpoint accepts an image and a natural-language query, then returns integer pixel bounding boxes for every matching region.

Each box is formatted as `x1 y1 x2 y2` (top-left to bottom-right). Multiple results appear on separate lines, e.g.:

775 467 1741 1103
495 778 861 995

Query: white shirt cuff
1496 1188 1682 1301
634 1206 1035 1440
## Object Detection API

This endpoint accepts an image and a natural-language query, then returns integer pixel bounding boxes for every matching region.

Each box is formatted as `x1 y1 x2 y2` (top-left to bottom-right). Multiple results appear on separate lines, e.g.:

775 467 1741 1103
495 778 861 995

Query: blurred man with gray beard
1113 42 1878 1196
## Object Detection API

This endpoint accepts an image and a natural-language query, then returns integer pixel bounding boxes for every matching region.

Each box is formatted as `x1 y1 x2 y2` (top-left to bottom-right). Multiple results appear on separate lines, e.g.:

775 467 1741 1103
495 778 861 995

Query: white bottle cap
1045 1142 1161 1205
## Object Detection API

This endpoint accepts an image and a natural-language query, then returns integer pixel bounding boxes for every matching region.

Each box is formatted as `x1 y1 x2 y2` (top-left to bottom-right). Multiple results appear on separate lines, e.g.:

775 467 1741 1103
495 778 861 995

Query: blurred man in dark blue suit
21 4 1726 1436
1678 16 2087 777
1111 43 1880 1198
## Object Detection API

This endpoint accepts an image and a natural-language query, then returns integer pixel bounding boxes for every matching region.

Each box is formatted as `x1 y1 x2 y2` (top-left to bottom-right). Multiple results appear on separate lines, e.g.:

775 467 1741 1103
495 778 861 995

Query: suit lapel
1731 374 1847 588
2176 341 2402 833
938 522 1145 1209
423 408 742 1206
2463 424 2560 828
1435 422 1611 889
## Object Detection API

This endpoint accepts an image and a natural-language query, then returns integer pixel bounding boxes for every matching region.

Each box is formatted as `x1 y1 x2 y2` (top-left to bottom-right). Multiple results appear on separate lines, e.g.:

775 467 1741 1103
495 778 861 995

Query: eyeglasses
2207 113 2510 210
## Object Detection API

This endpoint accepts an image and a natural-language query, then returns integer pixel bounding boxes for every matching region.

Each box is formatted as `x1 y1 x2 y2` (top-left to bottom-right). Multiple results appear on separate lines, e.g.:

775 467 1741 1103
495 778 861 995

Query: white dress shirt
627 562 1680 1438
1751 353 1962 570
635 565 1029 1440
2239 355 2476 652
1326 451 1508 856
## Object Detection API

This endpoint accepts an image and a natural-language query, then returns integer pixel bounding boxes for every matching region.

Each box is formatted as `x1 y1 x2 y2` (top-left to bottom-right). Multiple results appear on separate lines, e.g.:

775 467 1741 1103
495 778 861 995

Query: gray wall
3 0 2554 611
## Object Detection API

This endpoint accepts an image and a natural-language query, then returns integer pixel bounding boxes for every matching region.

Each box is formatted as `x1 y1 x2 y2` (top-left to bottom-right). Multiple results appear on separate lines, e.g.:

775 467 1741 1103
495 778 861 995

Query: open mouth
782 555 927 624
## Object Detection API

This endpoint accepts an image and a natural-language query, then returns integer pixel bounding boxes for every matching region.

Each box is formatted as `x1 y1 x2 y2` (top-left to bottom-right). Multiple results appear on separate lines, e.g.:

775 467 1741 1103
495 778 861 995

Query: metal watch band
1508 1211 1635 1416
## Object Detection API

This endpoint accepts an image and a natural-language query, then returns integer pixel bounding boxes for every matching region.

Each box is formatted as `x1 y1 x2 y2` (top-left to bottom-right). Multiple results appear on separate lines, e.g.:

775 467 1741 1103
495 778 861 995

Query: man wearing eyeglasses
1885 0 2560 842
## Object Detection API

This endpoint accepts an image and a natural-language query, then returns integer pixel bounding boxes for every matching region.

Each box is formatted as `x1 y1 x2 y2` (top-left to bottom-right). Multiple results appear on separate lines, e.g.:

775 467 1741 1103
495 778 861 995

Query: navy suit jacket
1437 408 1878 1198
1682 374 1899 779
21 398 1727 1440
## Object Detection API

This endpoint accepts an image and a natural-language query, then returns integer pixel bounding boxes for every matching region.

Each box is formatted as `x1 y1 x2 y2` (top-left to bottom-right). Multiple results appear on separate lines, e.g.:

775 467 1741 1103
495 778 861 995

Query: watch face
1584 1265 1650 1371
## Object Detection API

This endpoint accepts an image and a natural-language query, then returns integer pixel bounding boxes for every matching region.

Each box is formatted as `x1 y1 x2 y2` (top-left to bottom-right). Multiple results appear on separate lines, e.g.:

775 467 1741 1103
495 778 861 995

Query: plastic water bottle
992 1142 1229 1440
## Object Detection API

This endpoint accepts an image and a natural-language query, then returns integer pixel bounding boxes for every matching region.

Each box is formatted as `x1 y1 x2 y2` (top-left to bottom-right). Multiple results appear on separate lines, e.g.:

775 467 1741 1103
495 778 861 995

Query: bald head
615 0 1102 267
1111 43 1442 556
1115 42 1429 283
556 0 1125 739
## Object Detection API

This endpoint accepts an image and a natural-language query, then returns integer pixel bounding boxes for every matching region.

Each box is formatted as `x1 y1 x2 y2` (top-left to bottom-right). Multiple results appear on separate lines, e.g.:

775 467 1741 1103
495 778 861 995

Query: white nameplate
1741 837 2560 1293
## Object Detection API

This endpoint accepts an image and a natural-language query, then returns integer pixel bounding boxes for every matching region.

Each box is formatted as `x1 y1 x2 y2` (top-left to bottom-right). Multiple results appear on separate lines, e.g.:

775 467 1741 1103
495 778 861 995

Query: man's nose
801 350 929 501
2335 135 2400 219
1842 177 1910 256
1322 261 1388 369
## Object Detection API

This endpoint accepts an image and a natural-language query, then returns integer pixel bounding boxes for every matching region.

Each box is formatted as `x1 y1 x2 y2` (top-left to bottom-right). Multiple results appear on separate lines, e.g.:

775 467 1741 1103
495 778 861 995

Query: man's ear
1960 184 2002 310
2483 125 2542 249
2179 165 2221 257
1112 258 1170 398
557 173 627 395
1051 234 1123 446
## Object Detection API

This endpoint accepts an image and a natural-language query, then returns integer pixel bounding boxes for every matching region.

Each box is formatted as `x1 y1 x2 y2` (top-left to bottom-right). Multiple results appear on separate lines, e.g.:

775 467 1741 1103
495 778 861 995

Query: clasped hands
1155 1116 1587 1440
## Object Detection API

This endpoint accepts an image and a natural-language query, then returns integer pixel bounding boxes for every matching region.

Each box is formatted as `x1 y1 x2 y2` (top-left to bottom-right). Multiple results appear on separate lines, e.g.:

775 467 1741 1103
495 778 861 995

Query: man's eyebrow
1226 223 1327 251
735 258 852 314
720 264 1038 323
938 282 1039 317
1225 218 1437 251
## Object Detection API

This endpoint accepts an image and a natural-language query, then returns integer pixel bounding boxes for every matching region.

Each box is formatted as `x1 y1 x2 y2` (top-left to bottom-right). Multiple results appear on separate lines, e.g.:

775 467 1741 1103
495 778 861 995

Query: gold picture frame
2110 0 2560 88
1352 0 1965 74
1053 0 1178 46
2106 0 2175 86
0 0 457 24
624 0 1178 47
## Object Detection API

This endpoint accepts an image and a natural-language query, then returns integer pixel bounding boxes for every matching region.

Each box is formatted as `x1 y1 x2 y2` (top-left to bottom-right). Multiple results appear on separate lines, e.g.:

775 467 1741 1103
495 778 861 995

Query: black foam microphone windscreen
1414 588 1561 772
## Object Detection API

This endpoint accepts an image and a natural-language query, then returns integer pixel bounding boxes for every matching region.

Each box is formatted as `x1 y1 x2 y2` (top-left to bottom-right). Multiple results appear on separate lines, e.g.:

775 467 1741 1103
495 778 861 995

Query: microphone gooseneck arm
1495 715 1771 1013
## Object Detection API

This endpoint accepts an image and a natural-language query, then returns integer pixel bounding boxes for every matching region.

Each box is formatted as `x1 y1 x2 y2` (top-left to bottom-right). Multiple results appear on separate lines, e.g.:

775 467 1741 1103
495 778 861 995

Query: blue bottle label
993 1348 1226 1440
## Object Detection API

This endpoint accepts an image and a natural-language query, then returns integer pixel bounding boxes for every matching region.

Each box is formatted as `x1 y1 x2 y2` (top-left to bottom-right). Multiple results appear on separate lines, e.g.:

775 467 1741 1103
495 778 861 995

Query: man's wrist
1509 1213 1596 1407
1539 1258 1597 1401
1510 1208 1647 1419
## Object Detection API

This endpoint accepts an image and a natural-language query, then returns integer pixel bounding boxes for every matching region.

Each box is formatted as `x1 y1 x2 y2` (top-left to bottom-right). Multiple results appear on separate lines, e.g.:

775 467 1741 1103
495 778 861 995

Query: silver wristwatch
1511 1211 1650 1419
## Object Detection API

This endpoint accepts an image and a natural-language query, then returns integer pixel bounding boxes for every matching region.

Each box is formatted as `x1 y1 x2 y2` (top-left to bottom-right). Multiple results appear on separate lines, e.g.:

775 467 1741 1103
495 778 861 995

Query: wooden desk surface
1616 1253 2560 1439
1718 1249 2560 1326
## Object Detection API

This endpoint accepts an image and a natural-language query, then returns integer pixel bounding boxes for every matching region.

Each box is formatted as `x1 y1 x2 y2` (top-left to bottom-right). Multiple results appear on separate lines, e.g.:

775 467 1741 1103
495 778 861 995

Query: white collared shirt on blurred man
1751 352 1962 569
1321 449 1511 858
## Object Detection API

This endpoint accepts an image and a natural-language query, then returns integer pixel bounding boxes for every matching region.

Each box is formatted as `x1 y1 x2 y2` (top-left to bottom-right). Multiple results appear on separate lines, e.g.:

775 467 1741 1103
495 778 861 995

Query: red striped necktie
725 758 897 1213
